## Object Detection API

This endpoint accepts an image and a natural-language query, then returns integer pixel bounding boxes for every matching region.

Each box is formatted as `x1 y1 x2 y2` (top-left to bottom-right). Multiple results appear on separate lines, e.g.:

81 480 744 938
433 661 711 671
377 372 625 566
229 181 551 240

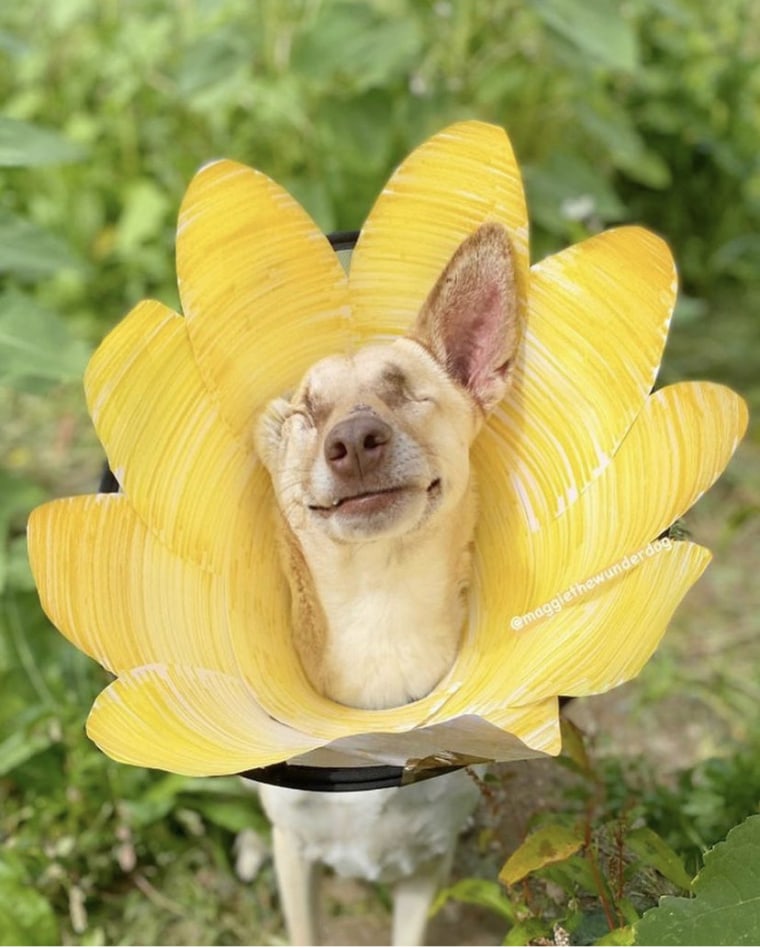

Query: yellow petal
27 495 236 674
350 120 529 341
87 665 321 776
500 226 676 532
503 540 710 709
176 160 351 438
526 381 748 608
84 299 255 570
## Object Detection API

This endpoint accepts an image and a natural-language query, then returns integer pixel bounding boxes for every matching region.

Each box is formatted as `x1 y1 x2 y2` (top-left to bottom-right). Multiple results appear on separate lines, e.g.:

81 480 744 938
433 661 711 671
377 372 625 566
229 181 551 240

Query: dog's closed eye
379 365 435 408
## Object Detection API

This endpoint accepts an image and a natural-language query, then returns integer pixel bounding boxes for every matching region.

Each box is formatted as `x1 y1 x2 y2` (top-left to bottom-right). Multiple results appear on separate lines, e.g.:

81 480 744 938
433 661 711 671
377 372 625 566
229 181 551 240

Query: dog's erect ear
414 222 519 413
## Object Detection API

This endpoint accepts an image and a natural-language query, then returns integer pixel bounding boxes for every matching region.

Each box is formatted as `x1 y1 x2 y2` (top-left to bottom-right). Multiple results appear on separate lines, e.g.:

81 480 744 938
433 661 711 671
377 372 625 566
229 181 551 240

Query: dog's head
255 223 519 544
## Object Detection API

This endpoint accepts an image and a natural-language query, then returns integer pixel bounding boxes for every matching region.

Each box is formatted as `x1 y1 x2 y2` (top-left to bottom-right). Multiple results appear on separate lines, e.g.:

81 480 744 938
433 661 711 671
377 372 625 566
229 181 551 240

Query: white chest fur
302 529 468 709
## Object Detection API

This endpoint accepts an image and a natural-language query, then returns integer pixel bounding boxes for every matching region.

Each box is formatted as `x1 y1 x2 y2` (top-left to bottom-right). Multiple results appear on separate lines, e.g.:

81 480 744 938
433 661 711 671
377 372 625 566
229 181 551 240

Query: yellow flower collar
28 121 747 778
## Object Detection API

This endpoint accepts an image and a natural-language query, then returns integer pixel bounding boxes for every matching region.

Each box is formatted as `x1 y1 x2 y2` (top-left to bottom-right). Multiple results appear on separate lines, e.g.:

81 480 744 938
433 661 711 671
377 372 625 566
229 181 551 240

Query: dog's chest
318 565 462 708
257 770 480 882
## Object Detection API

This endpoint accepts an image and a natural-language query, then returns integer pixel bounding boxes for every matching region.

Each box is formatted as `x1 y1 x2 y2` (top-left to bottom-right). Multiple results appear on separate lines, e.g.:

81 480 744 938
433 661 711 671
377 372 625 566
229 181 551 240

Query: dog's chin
308 480 442 542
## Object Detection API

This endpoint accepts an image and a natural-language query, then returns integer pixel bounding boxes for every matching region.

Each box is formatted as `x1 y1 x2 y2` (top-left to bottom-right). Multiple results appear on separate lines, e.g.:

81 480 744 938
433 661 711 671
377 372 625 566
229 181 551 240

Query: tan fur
255 222 518 710
252 223 519 945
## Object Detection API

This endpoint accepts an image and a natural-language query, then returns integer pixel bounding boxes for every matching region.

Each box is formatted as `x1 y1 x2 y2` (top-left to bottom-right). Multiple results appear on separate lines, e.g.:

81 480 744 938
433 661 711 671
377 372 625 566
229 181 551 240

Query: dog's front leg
271 824 322 945
391 849 454 946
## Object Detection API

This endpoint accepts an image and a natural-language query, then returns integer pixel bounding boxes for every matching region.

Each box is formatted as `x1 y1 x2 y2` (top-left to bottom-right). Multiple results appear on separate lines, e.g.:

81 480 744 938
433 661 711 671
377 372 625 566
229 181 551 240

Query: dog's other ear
254 397 290 472
414 222 519 413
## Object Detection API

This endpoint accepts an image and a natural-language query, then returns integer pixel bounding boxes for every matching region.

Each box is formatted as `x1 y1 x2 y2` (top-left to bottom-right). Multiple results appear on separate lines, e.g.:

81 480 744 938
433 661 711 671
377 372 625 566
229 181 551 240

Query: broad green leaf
499 824 585 886
524 153 628 236
626 827 693 891
635 815 760 945
292 1 423 91
527 0 639 72
0 212 83 277
187 796 264 834
431 877 516 922
0 708 56 776
576 107 671 189
0 116 86 167
0 290 91 391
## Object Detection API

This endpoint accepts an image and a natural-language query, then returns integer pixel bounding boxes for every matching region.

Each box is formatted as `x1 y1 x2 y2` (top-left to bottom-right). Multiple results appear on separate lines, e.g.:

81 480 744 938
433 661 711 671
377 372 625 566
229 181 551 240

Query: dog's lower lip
309 481 439 514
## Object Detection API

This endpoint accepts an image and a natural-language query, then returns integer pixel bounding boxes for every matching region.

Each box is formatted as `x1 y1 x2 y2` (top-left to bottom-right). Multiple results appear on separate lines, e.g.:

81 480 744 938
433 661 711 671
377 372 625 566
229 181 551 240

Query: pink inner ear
415 222 518 410
440 282 510 404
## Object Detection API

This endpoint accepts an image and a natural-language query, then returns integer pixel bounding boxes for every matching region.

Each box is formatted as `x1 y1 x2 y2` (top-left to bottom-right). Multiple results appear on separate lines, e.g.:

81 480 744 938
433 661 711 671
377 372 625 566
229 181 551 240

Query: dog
251 222 519 945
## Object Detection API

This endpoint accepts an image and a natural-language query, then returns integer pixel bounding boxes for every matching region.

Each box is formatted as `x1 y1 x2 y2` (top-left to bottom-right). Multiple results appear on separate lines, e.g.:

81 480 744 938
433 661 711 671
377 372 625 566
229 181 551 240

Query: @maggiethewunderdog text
510 537 674 630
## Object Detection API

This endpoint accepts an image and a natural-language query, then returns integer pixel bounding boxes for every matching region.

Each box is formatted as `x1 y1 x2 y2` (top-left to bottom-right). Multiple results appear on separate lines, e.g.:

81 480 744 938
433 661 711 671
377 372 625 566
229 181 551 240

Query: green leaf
0 707 56 776
431 877 516 922
559 716 593 776
5 535 36 592
0 857 59 944
576 107 671 189
504 918 550 945
0 212 83 277
292 1 423 91
596 925 635 945
0 116 86 167
626 827 693 891
635 815 760 945
524 153 628 237
527 0 639 71
0 290 91 391
114 179 171 255
500 824 585 886
0 471 47 594
186 796 264 834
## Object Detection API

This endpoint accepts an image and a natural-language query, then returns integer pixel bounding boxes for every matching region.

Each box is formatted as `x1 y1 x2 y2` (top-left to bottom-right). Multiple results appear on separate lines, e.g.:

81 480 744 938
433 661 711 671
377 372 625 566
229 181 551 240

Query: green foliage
637 739 760 871
635 816 760 945
0 586 273 943
0 0 758 942
435 727 760 944
0 853 59 945
0 116 87 167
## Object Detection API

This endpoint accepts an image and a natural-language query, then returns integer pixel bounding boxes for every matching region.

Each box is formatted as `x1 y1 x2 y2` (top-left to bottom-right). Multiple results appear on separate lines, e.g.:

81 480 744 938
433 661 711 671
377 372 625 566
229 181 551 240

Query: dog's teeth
332 499 340 507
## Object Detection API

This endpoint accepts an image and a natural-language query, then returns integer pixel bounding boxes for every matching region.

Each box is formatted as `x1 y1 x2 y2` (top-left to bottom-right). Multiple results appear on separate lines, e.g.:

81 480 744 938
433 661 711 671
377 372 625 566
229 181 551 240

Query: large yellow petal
176 160 351 439
349 120 529 341
27 494 236 674
86 665 321 776
499 226 676 532
524 381 748 609
84 299 256 570
510 540 711 704
436 540 710 718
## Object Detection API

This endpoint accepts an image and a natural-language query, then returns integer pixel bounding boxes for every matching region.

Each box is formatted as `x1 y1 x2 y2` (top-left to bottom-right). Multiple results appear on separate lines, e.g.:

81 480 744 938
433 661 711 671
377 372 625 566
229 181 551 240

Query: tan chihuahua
251 223 519 944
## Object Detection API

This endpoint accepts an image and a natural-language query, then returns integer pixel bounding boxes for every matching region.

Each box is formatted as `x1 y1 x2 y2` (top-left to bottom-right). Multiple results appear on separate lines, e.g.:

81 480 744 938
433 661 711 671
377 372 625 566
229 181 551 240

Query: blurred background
0 0 758 943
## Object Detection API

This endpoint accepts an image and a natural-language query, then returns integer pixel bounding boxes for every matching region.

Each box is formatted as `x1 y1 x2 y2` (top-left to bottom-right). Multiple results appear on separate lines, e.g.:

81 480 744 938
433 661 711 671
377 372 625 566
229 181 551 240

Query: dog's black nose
324 413 392 477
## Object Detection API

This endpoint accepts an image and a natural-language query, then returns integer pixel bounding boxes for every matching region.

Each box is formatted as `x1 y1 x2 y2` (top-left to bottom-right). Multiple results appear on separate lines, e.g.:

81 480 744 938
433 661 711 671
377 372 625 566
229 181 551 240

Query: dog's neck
282 487 476 710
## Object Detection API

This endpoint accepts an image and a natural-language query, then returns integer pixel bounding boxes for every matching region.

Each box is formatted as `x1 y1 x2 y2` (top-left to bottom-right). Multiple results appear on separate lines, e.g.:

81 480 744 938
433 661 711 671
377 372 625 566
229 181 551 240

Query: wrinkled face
256 338 481 543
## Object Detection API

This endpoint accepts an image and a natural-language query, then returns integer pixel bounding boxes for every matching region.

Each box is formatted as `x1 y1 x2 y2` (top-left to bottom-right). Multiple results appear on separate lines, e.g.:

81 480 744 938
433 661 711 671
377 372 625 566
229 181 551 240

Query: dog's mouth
309 478 441 517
